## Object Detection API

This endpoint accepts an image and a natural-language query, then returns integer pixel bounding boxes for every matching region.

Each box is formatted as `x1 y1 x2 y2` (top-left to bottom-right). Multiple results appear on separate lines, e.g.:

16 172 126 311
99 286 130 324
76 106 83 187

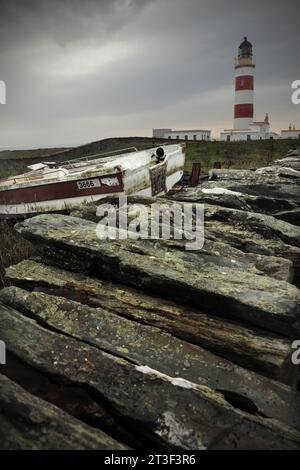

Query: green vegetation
0 147 68 160
0 160 30 179
184 138 299 172
0 221 35 288
0 137 298 288
0 147 68 180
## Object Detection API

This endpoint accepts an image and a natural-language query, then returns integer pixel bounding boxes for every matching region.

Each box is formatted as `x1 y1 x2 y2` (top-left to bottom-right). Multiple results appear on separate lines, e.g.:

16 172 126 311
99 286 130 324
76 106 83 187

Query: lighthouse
220 38 278 141
234 37 255 129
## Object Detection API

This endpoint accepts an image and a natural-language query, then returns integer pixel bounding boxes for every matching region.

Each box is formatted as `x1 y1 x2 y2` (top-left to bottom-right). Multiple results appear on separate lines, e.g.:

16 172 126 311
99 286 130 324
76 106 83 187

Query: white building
221 114 279 141
281 125 300 140
153 128 211 141
152 129 172 139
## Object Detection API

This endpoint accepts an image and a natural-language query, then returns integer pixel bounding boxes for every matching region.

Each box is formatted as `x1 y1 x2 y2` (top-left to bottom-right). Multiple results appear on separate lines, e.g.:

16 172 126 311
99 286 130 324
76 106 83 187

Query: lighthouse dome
238 36 253 59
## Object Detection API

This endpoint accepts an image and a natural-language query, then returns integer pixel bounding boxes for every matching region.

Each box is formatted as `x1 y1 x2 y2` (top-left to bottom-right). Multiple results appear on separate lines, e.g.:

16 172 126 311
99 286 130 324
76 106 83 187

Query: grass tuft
0 221 35 288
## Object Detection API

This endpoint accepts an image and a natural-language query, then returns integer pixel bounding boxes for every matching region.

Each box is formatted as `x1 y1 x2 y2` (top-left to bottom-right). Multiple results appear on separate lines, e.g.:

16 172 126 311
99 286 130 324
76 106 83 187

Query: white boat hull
0 145 185 217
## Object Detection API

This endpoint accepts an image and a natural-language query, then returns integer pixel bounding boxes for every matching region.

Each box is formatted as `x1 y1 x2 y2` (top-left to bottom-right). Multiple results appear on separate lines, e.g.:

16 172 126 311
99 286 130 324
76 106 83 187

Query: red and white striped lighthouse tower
234 37 255 129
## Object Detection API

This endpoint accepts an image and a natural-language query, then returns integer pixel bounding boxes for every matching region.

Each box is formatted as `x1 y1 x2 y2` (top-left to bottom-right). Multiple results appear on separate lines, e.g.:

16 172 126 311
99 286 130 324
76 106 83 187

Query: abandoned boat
0 144 185 217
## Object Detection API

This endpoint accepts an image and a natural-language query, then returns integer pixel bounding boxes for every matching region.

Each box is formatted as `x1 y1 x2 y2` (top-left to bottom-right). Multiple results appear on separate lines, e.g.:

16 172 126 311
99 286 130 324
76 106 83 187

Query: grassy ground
184 138 299 172
0 147 68 179
0 137 299 288
0 221 35 288
0 160 32 179
0 147 68 160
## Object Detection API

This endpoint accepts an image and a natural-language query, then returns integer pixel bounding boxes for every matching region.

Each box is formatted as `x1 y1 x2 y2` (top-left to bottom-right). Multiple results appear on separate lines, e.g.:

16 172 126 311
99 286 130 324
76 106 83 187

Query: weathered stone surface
204 169 294 183
275 153 300 170
1 303 300 450
178 166 300 207
130 194 300 254
167 187 298 222
253 165 300 180
84 195 296 282
0 373 127 450
277 167 300 179
208 182 300 206
209 167 299 184
15 214 300 336
274 207 300 227
5 260 296 382
2 350 139 448
204 204 300 248
199 238 293 282
205 219 299 260
1 285 299 427
283 148 300 158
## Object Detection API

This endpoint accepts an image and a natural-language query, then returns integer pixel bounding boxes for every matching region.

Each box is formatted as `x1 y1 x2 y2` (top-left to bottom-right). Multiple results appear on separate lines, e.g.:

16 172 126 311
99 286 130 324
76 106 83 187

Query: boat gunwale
0 144 184 193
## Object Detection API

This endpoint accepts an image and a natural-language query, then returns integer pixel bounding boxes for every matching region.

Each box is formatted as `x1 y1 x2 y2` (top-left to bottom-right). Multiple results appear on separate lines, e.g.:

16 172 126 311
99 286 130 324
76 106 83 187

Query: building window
193 135 197 141
176 136 180 140
168 136 171 139
227 135 231 142
185 135 188 140
247 135 251 141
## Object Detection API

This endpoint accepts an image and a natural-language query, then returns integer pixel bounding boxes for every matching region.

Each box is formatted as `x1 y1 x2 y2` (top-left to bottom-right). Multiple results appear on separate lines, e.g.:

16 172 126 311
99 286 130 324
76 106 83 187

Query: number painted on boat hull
77 179 101 190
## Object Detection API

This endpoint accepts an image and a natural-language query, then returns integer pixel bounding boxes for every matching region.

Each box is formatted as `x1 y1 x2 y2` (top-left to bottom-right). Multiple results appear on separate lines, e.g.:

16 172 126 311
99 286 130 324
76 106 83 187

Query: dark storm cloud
0 0 153 45
0 0 299 148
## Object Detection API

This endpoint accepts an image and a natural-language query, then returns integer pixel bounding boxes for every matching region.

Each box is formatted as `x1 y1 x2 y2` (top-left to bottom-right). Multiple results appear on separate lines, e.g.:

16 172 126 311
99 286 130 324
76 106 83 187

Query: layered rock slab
1 285 299 428
15 214 300 337
5 259 296 383
0 373 127 450
1 303 300 450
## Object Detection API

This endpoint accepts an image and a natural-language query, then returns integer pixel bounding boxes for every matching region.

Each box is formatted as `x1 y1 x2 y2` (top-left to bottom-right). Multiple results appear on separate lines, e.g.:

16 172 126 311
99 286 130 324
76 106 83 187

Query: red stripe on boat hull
0 174 124 205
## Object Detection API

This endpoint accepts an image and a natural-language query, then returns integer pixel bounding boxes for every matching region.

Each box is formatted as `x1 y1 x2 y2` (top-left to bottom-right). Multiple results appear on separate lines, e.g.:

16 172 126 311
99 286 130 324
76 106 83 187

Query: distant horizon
1 133 300 154
0 118 298 151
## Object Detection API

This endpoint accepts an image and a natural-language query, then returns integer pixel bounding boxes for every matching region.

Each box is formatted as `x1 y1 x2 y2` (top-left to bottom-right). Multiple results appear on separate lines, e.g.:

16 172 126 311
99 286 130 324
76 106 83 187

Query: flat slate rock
72 194 300 248
1 285 299 428
204 204 300 248
71 196 294 282
0 373 127 450
15 214 300 337
201 181 300 206
1 303 300 450
82 195 297 283
5 260 297 383
274 207 300 227
206 168 299 185
167 188 299 225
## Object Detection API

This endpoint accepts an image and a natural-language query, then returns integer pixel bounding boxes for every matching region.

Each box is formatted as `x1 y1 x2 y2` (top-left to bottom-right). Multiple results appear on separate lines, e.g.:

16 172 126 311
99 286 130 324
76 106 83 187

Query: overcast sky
0 0 299 149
